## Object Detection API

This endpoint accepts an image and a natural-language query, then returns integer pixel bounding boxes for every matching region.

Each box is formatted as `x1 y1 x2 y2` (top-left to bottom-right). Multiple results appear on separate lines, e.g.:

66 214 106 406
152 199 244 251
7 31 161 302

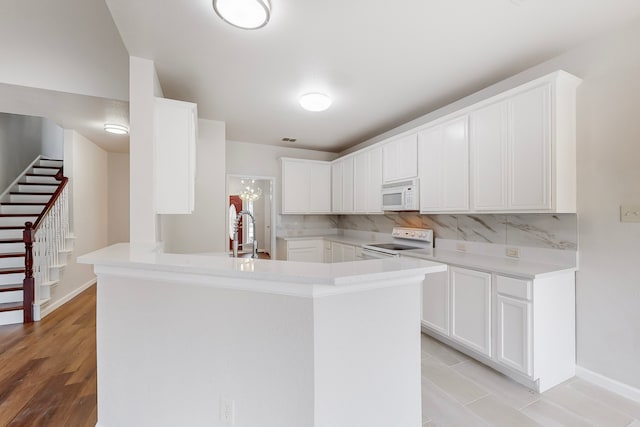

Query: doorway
226 175 276 258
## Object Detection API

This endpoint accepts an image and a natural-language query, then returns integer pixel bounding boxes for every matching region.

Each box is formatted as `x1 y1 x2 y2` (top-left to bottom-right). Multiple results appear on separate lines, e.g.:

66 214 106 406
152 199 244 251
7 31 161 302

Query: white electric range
361 227 433 259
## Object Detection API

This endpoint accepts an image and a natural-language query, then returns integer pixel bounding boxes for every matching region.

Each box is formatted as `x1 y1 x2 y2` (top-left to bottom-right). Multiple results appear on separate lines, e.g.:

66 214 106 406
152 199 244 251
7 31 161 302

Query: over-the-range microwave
381 178 419 211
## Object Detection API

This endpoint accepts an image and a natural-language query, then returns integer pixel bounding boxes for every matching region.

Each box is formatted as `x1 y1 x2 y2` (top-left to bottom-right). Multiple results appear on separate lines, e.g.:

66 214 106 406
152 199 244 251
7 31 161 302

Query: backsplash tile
336 213 577 250
277 214 338 236
506 214 578 250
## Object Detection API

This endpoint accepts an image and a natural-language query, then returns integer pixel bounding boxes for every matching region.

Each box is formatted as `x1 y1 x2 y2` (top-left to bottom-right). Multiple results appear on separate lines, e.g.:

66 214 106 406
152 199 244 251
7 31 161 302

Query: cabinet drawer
287 239 322 250
496 275 531 300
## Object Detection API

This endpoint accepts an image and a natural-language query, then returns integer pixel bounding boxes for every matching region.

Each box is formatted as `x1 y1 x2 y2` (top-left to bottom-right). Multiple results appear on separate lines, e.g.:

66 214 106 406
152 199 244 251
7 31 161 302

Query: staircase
0 158 71 326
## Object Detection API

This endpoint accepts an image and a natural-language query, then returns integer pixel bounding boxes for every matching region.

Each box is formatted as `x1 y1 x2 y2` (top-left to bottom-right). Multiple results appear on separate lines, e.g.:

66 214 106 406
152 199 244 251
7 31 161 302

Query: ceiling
104 0 640 153
3 1 640 154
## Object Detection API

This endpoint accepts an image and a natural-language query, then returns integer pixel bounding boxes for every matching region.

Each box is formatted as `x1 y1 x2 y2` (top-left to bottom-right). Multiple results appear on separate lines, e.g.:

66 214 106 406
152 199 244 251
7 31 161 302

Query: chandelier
239 179 262 202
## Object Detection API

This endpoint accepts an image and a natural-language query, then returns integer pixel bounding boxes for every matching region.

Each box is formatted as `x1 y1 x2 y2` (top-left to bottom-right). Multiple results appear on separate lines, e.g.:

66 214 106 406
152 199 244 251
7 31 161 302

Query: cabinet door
342 244 356 262
368 147 383 213
421 269 449 335
331 242 344 263
496 294 532 375
282 159 310 214
308 162 331 213
442 117 469 210
510 84 552 209
331 161 343 213
354 152 369 213
418 126 442 210
383 134 417 183
419 117 469 212
470 101 508 211
342 157 354 213
450 267 492 356
154 97 197 214
288 247 321 263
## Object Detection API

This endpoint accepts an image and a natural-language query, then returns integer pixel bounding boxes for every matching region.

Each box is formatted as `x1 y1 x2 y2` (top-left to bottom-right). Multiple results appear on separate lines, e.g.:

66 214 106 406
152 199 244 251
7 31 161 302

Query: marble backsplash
277 214 338 237
337 213 578 250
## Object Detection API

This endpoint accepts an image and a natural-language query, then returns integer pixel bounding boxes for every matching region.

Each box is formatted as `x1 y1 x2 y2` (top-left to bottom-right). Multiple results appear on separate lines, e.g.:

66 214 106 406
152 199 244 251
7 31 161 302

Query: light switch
620 205 640 223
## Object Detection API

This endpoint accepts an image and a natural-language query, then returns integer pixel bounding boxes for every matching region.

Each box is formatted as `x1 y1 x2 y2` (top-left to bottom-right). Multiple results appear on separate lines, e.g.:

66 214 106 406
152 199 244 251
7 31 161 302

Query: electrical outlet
220 398 235 426
456 242 467 252
506 247 520 258
620 205 640 223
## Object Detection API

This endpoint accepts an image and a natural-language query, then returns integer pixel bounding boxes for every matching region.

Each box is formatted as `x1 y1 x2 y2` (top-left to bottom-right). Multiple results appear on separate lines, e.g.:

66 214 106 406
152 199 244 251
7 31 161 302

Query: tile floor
420 333 640 427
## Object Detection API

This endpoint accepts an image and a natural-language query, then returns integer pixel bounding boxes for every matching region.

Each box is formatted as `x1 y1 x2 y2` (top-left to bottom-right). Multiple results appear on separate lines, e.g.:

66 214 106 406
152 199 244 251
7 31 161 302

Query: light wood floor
0 285 96 427
2 285 639 426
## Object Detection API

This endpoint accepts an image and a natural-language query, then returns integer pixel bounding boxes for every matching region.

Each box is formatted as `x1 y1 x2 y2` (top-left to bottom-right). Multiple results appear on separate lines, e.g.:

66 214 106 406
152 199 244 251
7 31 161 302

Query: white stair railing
23 173 70 323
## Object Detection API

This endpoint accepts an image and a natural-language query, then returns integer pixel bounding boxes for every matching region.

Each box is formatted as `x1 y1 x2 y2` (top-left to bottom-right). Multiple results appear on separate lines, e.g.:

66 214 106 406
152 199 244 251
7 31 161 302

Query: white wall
107 152 130 244
129 57 162 246
44 130 108 315
0 0 129 101
161 119 226 254
41 118 65 159
0 113 43 191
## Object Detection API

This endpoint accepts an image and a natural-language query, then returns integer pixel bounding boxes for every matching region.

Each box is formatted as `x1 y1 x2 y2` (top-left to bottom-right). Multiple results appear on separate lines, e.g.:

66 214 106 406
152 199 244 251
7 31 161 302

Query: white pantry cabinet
331 157 354 213
281 158 331 214
382 134 418 183
419 261 576 392
418 116 469 212
154 97 197 214
470 72 581 212
354 147 383 213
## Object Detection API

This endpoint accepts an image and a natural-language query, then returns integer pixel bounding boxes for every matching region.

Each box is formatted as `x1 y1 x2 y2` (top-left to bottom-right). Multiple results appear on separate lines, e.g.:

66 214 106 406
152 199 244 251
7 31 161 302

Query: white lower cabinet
331 242 356 263
420 263 575 392
285 239 324 263
421 269 449 336
450 267 492 357
496 294 532 375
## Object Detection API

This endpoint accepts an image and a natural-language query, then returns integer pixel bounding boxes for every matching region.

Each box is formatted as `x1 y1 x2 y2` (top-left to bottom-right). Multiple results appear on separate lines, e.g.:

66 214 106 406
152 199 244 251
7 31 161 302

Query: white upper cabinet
382 133 418 183
354 147 383 213
418 116 469 212
332 157 355 214
470 72 581 212
281 158 331 214
154 97 197 214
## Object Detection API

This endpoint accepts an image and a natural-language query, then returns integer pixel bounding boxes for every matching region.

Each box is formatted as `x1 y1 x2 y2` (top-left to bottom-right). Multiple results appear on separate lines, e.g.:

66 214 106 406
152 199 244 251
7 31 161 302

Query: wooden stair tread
0 226 25 230
10 191 54 196
0 267 25 274
18 182 59 186
0 214 39 217
33 166 61 169
0 302 23 312
0 252 25 258
0 238 23 243
0 284 22 292
1 202 47 206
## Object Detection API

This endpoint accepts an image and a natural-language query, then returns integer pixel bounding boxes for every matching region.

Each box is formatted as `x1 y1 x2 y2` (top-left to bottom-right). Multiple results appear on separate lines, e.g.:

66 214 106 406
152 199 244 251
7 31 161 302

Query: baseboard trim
576 365 640 403
40 278 97 319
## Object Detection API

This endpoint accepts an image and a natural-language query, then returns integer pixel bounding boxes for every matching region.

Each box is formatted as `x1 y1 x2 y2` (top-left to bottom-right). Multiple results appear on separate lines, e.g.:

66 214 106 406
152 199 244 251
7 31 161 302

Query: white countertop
277 233 577 279
79 243 446 297
400 249 576 279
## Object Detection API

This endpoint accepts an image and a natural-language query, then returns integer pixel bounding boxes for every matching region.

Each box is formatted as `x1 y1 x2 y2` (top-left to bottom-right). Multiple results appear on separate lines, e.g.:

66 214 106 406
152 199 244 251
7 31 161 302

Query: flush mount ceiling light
299 92 332 112
104 123 129 135
213 0 271 30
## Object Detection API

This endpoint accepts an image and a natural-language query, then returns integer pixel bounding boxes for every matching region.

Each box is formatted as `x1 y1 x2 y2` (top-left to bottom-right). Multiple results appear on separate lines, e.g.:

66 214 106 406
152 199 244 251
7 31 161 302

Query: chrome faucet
232 210 259 259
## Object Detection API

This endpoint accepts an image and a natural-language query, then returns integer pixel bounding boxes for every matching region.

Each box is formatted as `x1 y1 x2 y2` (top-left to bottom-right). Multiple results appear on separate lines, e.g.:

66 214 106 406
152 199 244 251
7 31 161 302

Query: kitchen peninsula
80 243 446 427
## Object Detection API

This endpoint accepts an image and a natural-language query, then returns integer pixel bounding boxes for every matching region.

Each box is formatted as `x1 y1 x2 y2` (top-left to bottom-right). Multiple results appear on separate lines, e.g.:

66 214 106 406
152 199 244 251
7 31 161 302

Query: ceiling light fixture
213 0 271 30
104 123 129 135
299 92 332 112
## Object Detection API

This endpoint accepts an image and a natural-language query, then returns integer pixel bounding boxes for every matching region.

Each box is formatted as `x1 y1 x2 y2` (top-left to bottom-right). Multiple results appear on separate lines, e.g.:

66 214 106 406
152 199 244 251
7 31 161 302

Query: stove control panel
391 227 433 242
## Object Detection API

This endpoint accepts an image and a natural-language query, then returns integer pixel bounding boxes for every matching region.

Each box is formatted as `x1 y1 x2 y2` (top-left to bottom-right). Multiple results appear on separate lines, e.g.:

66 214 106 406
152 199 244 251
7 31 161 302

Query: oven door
361 248 399 259
381 188 405 211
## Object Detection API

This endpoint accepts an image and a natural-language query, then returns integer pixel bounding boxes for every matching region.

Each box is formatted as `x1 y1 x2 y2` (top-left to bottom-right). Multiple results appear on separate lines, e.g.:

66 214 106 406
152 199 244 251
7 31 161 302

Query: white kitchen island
79 243 446 427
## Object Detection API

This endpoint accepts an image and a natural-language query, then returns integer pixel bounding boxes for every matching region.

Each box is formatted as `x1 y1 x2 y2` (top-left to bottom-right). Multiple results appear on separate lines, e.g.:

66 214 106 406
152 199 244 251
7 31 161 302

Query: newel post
23 221 35 323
